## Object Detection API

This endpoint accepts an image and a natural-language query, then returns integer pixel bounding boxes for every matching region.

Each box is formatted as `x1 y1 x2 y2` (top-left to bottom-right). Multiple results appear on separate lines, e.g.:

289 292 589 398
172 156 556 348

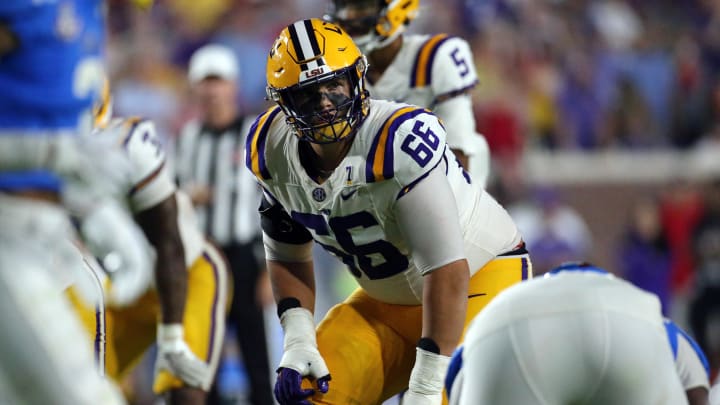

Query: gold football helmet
326 0 420 53
266 18 369 143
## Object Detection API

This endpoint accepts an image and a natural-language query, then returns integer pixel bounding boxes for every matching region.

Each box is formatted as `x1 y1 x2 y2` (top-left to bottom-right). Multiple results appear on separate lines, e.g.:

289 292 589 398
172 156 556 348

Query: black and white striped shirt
174 117 262 247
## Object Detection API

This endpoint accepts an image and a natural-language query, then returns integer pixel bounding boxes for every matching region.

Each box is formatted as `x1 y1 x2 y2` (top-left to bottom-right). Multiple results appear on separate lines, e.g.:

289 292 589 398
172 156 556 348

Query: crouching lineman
445 262 697 405
71 104 230 405
248 19 531 405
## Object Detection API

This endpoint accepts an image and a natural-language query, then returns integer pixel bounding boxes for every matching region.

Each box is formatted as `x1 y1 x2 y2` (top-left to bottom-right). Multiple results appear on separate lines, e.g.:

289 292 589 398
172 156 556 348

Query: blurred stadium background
106 0 720 403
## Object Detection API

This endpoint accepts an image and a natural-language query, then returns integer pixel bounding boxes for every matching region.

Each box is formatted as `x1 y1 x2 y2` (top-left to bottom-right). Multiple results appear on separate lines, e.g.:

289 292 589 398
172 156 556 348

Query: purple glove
274 368 331 405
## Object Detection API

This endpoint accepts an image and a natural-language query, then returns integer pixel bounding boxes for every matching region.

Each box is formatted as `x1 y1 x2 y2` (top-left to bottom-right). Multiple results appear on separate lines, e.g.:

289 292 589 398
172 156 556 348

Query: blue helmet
545 261 610 277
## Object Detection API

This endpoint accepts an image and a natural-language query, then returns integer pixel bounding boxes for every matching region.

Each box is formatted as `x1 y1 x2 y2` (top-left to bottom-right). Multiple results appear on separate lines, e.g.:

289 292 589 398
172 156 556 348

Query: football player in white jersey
445 262 691 405
70 106 230 405
247 19 530 405
663 318 711 405
325 0 490 186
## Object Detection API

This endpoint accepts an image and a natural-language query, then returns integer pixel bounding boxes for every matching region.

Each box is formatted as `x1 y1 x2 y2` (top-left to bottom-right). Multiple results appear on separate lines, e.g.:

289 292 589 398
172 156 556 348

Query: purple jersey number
401 120 441 167
451 47 470 77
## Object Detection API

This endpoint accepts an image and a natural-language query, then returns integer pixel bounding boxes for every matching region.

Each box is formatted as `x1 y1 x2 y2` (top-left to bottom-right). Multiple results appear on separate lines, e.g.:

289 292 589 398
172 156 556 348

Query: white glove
402 347 452 405
155 324 212 390
77 199 154 307
277 307 330 379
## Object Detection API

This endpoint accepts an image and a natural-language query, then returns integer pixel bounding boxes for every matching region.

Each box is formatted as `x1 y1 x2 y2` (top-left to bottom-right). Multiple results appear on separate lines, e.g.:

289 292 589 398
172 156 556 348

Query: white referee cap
188 44 239 84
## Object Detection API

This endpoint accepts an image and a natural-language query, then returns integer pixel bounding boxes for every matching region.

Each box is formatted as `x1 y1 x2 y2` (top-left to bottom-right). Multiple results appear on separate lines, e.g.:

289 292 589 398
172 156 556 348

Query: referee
175 44 273 405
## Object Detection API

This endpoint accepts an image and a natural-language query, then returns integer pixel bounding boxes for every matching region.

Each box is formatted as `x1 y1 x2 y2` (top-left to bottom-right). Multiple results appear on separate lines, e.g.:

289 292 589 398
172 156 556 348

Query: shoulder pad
410 34 452 88
430 36 479 98
245 106 283 181
410 34 478 97
365 106 446 188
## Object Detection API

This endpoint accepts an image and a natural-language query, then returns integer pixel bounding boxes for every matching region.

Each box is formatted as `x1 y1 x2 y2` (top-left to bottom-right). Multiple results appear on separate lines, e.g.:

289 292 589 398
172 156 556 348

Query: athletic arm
267 259 316 313
686 387 709 405
259 192 316 312
396 165 469 354
434 95 477 170
135 194 186 323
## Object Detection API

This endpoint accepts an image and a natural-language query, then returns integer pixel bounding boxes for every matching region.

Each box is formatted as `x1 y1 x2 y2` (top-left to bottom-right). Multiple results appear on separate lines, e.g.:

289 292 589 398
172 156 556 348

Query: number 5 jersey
366 34 488 183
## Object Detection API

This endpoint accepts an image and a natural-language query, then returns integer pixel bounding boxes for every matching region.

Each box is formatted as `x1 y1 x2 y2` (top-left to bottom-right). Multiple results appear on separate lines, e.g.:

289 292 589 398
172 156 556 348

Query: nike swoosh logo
340 189 358 200
468 293 487 299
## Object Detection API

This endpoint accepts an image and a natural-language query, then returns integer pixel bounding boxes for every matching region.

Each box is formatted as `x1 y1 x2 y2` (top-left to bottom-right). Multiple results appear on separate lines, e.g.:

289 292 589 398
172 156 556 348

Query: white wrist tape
157 323 184 343
408 347 452 395
280 307 317 349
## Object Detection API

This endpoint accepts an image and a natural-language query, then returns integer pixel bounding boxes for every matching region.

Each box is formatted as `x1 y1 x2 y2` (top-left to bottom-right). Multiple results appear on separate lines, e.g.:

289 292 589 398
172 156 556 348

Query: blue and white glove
155 324 212 390
275 307 331 405
401 346 452 405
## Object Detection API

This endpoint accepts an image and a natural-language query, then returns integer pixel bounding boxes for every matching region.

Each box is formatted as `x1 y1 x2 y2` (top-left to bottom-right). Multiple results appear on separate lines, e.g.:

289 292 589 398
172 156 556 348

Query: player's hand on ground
274 367 330 405
155 324 211 389
275 307 331 404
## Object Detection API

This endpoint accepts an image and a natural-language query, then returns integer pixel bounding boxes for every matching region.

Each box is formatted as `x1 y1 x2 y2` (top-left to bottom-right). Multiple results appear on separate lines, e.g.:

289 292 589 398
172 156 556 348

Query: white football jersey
665 318 710 391
246 99 519 304
366 34 480 154
99 117 204 267
448 273 689 405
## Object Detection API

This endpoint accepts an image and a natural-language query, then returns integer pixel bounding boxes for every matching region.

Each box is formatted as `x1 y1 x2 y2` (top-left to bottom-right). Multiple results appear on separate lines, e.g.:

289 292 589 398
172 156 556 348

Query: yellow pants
307 251 531 405
69 243 229 394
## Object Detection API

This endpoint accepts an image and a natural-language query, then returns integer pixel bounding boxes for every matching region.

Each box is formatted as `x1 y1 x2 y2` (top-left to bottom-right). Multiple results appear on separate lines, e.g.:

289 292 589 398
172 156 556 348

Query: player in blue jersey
445 262 705 405
0 1 130 404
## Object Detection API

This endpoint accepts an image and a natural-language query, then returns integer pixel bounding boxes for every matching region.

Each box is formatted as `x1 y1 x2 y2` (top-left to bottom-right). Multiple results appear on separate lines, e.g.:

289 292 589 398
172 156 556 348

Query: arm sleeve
259 192 314 262
433 95 479 154
674 325 711 390
395 163 466 275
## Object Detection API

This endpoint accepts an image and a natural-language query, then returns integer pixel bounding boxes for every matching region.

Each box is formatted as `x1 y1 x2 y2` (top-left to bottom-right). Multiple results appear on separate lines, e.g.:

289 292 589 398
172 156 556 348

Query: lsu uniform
247 99 530 404
72 118 229 393
365 33 489 185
